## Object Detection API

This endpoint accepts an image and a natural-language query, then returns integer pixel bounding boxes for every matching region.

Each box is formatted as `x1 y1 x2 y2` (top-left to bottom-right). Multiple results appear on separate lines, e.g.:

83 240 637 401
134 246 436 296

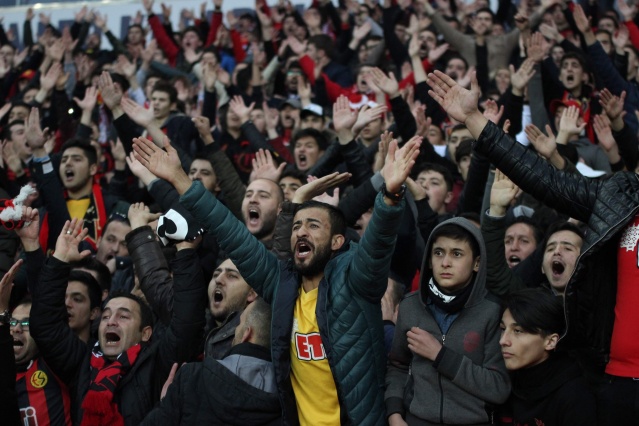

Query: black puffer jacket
475 120 639 371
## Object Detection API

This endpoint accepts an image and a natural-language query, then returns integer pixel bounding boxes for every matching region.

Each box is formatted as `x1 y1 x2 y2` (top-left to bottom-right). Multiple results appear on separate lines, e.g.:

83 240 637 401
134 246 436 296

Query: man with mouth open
29 220 206 425
132 130 421 425
242 178 284 246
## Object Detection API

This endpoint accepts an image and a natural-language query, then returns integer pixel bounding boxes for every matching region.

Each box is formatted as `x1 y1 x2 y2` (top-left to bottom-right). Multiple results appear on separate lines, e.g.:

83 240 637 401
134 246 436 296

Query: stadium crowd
0 0 638 424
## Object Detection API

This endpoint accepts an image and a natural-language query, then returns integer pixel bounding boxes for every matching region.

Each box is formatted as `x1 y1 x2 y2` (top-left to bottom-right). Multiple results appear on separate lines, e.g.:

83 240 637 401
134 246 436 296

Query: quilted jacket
180 181 405 425
475 120 639 370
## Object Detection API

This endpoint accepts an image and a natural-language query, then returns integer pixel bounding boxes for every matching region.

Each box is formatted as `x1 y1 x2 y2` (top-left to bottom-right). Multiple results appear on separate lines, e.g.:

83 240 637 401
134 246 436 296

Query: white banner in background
0 0 309 49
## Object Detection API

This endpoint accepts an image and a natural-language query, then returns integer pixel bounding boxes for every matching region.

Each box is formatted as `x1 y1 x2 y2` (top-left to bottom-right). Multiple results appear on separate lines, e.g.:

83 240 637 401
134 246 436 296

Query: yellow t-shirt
290 287 340 425
66 198 91 220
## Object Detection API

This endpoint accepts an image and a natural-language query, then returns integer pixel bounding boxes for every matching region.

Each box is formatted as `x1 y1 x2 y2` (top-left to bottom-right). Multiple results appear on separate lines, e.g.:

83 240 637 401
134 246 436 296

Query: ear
444 191 454 205
544 333 559 351
473 256 480 272
141 326 153 342
89 163 98 177
90 306 101 322
331 234 345 251
246 289 257 303
241 325 253 344
101 289 109 302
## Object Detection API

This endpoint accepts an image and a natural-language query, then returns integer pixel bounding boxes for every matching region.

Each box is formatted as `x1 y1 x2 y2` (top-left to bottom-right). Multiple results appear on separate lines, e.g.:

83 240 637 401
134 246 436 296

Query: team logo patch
30 370 48 388
463 331 480 353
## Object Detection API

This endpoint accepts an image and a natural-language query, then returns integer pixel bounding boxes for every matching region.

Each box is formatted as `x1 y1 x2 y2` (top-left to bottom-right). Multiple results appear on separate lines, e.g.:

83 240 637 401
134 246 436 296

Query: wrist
22 240 41 252
337 128 354 144
488 205 507 217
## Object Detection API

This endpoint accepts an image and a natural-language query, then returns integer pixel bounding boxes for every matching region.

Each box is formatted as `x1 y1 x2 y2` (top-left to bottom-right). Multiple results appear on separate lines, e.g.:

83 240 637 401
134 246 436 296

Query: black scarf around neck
425 277 474 314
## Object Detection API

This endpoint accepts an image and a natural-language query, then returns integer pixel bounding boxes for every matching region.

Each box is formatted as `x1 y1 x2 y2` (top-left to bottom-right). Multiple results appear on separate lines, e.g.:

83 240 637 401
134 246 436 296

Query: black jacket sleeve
0 325 20 426
126 226 174 325
29 257 88 383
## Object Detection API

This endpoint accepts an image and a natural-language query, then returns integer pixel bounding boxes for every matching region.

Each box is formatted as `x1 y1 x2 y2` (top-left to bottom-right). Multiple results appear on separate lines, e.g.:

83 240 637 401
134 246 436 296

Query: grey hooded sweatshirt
385 217 511 425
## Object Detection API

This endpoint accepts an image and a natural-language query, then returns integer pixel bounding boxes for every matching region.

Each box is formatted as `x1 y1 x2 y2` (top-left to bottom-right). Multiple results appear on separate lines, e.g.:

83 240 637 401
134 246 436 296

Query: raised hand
613 24 630 51
121 97 154 127
133 136 191 193
94 12 108 31
249 148 286 182
573 4 592 35
559 105 586 136
352 104 387 135
192 116 214 143
53 219 92 263
126 151 158 184
202 61 218 92
143 0 155 13
73 85 98 112
618 0 637 22
305 176 341 206
98 71 123 111
489 169 519 216
353 21 372 41
482 99 504 124
16 206 40 251
26 107 49 152
116 54 136 79
592 114 619 156
427 70 481 124
373 130 392 173
40 63 62 92
525 123 556 159
128 202 162 230
370 67 400 98
428 43 449 64
539 22 561 43
382 135 421 195
599 88 626 121
292 172 351 204
229 95 255 124
405 176 428 201
510 58 536 96
332 95 358 133
109 139 127 164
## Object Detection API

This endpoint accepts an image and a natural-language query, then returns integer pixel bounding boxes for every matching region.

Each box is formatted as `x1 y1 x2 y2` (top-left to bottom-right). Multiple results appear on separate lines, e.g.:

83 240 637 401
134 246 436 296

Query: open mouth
551 261 565 276
64 169 75 181
566 75 575 83
213 289 223 303
248 208 260 225
295 240 313 258
508 255 521 266
13 339 23 347
298 154 307 168
105 332 121 345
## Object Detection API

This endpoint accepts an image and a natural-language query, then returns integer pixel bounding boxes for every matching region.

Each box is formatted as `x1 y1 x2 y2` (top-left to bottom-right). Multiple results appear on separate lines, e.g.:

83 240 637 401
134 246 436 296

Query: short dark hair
72 258 112 293
414 162 454 192
560 51 587 71
69 270 102 310
106 292 154 330
430 223 480 259
297 200 346 236
280 168 308 185
505 288 565 337
152 81 178 104
507 216 543 246
245 298 272 349
181 25 202 42
308 34 334 59
61 139 98 165
3 119 25 140
544 221 585 250
291 128 328 151
454 139 472 164
103 217 131 234
594 29 612 40
474 7 495 20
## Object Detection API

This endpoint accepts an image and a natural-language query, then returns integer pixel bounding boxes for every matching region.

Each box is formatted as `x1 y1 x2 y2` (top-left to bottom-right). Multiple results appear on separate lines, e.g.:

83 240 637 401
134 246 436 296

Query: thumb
277 162 287 173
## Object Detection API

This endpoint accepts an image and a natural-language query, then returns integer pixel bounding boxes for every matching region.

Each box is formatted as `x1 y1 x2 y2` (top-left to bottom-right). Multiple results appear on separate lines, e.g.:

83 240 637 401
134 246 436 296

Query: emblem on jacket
619 220 639 266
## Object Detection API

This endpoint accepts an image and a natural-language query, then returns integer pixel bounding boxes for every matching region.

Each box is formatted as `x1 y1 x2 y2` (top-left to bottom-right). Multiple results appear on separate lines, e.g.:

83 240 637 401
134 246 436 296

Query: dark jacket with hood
179 181 404 425
140 342 281 425
474 120 639 374
386 217 511 425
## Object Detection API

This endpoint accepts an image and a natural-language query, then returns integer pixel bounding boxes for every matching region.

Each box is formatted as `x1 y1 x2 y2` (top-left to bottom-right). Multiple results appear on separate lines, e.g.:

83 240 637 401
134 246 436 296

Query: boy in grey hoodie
386 217 511 425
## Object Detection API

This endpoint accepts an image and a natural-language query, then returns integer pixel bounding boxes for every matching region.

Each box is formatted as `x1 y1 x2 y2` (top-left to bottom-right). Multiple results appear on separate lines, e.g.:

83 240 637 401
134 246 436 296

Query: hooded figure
385 217 511 425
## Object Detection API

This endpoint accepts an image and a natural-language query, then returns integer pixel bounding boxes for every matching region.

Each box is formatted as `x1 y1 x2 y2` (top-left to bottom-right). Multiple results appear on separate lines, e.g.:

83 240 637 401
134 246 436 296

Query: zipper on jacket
438 333 446 424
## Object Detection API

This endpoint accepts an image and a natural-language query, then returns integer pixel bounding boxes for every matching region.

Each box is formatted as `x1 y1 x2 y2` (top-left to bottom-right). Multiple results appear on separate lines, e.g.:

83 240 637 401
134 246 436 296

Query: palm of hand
334 110 356 132
490 181 518 207
441 85 478 123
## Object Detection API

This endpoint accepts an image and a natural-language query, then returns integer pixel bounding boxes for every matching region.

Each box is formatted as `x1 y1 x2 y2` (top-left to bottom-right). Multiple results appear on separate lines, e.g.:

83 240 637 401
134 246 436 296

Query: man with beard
132 132 420 425
205 258 257 359
140 298 281 425
242 178 284 246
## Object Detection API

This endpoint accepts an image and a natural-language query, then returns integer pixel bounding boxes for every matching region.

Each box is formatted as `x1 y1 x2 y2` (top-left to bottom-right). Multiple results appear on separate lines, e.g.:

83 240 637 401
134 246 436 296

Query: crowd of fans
0 0 638 424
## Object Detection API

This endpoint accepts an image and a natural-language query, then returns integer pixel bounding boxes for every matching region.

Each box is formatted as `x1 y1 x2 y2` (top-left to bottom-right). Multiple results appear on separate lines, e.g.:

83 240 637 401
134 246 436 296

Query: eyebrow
103 307 133 314
214 267 240 274
293 218 322 226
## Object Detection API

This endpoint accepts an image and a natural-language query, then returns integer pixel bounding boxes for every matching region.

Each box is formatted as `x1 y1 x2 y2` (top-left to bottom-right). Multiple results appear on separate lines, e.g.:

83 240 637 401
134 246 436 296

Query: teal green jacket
180 181 405 425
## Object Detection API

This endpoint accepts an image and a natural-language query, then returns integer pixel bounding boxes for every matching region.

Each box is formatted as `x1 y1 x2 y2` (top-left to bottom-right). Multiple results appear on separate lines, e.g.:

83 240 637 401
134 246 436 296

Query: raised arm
132 136 281 303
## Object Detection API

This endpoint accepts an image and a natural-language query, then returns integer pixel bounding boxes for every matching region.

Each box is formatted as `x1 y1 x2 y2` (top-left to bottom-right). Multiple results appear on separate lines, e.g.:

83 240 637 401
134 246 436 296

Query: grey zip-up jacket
385 217 511 425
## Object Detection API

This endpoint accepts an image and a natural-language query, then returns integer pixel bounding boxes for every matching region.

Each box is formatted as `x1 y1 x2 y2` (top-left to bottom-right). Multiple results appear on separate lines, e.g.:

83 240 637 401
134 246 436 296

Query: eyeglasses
10 318 29 330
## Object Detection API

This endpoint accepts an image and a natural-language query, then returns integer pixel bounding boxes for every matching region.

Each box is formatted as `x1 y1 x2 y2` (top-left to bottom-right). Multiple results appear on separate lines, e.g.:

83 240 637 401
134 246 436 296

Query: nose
441 253 452 267
511 240 520 252
499 330 509 347
65 295 73 309
295 224 308 238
